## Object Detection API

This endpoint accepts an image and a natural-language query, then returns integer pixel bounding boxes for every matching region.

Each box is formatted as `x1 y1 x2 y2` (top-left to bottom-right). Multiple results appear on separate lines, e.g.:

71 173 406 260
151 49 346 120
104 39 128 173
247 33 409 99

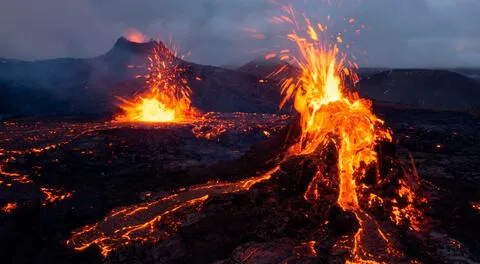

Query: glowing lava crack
67 167 280 257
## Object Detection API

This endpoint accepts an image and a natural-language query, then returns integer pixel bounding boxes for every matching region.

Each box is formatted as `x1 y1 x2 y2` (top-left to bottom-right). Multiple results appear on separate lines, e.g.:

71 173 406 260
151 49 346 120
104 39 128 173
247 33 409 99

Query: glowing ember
124 28 148 43
2 202 17 213
40 187 74 206
115 43 197 123
472 201 480 212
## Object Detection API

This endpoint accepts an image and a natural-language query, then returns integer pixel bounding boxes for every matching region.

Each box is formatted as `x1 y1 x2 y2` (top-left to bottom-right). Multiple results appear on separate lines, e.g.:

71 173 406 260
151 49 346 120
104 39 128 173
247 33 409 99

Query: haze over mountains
0 38 281 118
1 37 480 119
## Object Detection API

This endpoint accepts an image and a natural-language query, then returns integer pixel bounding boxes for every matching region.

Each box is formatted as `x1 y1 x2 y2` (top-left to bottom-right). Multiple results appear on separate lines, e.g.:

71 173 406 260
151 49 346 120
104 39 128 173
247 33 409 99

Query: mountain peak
110 37 167 54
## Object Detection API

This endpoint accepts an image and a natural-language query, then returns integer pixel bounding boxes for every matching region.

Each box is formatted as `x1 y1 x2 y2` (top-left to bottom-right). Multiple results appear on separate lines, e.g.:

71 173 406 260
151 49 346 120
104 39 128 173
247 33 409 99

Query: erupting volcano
64 6 437 264
124 28 149 44
272 14 395 263
254 6 426 263
115 43 197 123
2 1 480 263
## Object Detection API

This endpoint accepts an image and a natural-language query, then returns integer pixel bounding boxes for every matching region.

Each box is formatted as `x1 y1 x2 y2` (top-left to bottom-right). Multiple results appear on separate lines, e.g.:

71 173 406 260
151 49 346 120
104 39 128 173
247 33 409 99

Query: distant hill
356 69 480 109
237 57 302 85
2 40 480 119
0 38 284 118
234 58 480 110
451 68 480 83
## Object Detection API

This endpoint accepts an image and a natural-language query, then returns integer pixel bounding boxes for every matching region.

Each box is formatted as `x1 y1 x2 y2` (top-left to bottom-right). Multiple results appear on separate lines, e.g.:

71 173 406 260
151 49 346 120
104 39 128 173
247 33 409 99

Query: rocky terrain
0 103 479 264
1 36 480 264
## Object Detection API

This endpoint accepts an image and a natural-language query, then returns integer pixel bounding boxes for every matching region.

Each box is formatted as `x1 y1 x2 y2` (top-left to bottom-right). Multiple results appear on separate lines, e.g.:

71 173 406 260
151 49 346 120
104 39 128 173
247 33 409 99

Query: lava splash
115 43 197 123
274 7 392 209
270 5 425 263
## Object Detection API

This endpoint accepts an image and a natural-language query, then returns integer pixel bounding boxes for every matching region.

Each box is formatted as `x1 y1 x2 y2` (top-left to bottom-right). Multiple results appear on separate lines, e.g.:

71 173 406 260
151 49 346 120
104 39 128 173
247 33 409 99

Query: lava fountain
269 5 426 263
115 43 197 123
272 6 392 211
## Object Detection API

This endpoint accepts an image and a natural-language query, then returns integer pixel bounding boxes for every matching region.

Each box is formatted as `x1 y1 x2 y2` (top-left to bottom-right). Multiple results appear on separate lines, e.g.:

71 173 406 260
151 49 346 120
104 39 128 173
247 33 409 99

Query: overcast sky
1 0 479 67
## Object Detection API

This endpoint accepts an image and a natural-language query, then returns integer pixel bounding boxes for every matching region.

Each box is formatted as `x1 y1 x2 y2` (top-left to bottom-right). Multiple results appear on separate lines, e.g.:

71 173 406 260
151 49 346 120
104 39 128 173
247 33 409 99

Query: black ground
0 105 479 264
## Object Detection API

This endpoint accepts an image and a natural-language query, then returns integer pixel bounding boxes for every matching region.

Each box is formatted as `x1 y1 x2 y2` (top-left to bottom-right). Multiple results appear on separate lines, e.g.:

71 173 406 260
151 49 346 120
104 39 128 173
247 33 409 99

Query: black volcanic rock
0 80 69 119
357 69 480 109
5 38 480 118
107 37 160 55
238 57 295 76
186 63 282 113
237 57 301 85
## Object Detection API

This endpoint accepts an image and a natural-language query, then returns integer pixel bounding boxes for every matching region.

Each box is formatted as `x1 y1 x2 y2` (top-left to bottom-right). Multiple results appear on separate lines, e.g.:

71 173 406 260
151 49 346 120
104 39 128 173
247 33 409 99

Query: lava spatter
115 43 197 123
269 4 423 263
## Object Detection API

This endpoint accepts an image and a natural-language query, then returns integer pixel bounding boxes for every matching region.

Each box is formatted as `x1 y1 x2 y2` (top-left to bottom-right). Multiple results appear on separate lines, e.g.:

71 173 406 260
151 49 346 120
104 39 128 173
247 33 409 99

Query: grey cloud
0 0 479 67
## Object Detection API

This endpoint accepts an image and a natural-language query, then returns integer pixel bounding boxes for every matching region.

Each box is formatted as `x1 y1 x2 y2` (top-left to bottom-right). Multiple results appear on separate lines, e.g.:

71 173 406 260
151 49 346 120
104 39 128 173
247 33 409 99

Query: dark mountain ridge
2 39 480 120
356 69 480 109
0 38 283 119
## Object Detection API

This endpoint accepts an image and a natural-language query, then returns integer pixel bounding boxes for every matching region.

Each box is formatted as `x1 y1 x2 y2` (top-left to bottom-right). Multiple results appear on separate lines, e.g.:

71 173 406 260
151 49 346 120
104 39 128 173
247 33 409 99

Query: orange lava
67 166 279 256
390 179 426 232
472 201 480 212
269 5 416 263
2 202 17 213
124 28 148 43
40 187 74 206
115 44 197 123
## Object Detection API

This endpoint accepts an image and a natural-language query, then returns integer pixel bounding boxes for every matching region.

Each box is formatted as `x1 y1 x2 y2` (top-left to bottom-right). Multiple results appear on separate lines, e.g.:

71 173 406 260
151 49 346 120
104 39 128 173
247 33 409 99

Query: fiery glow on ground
273 5 390 206
472 201 480 212
40 187 74 206
115 43 197 123
67 166 280 257
0 114 287 215
2 202 17 213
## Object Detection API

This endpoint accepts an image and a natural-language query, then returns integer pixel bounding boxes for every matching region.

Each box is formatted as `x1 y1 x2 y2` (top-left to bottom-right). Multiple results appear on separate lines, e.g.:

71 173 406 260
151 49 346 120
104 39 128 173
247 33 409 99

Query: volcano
1 12 480 264
0 37 283 119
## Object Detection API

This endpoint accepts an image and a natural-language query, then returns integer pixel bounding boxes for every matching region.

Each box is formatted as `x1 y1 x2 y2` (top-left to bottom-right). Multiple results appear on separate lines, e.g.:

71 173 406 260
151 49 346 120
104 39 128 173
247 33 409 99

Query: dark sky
1 0 479 67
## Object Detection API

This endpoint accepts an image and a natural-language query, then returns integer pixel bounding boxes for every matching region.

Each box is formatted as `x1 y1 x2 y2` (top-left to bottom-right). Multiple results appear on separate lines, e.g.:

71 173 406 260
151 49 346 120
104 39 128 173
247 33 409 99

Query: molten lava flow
124 28 148 43
67 166 279 256
274 11 391 210
115 44 196 123
40 187 74 206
